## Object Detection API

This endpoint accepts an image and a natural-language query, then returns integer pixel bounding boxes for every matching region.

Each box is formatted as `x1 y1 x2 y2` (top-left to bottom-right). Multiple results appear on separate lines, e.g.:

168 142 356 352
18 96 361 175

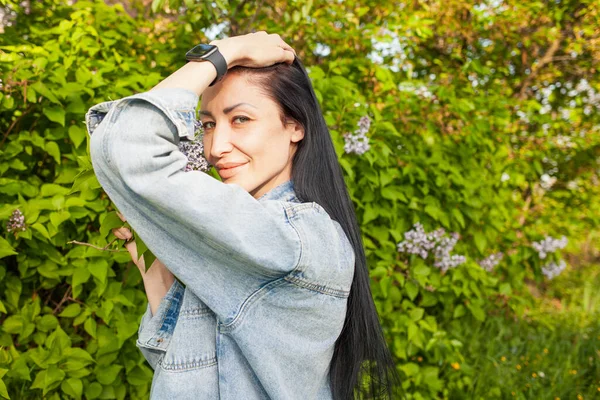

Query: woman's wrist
210 39 239 69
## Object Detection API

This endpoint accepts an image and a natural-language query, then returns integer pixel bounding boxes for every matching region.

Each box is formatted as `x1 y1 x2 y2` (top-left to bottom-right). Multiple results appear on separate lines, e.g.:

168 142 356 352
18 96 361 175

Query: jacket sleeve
136 280 185 370
85 88 302 322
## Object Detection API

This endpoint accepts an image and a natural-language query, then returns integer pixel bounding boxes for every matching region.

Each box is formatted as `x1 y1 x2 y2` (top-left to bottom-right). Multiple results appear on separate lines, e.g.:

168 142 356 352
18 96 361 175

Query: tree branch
518 36 562 100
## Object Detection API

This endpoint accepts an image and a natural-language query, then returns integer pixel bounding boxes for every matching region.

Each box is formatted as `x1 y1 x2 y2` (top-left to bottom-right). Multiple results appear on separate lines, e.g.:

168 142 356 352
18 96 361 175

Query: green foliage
0 0 598 398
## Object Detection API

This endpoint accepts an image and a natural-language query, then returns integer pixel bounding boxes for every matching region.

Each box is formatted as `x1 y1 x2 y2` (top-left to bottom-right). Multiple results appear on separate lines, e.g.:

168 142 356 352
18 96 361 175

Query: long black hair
229 58 401 399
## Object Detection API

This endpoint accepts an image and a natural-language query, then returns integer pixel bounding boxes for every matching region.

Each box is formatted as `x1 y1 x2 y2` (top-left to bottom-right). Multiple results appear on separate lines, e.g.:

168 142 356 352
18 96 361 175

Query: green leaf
453 304 466 319
68 169 100 195
49 211 71 229
400 362 420 377
134 234 157 272
72 268 91 298
412 265 431 277
84 318 97 338
37 314 58 332
30 367 65 395
362 205 378 225
151 0 166 13
451 208 465 228
95 365 122 385
45 142 61 164
68 125 86 148
31 223 51 240
0 378 8 400
99 211 125 238
409 307 425 321
2 315 23 334
405 281 419 301
89 259 108 285
43 106 65 126
31 81 61 104
467 303 486 321
474 234 487 254
63 348 94 363
58 303 81 318
0 236 17 259
85 382 102 399
61 378 83 399
126 365 152 386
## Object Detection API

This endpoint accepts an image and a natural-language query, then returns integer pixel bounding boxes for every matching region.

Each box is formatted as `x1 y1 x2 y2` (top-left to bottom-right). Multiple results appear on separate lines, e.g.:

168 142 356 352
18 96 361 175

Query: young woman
87 31 399 399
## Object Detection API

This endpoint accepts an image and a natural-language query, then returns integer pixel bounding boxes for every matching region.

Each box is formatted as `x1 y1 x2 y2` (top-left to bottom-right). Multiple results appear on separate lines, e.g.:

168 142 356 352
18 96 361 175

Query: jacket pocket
158 288 218 372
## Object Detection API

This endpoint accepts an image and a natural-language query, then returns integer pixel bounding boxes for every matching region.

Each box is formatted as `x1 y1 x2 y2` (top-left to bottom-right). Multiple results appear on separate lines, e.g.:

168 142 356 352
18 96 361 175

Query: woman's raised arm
86 33 300 321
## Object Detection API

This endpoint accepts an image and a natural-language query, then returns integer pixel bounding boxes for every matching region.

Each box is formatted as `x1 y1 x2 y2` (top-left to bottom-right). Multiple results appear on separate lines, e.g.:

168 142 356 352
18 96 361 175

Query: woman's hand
150 31 295 100
112 212 166 273
112 213 175 315
211 31 296 69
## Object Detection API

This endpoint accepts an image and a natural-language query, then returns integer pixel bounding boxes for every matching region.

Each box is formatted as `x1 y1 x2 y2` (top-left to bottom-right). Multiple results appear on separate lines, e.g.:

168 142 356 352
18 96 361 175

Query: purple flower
344 115 372 155
7 209 26 234
532 236 568 259
344 131 371 155
478 252 504 272
397 223 466 272
357 115 371 134
541 260 566 280
179 123 211 172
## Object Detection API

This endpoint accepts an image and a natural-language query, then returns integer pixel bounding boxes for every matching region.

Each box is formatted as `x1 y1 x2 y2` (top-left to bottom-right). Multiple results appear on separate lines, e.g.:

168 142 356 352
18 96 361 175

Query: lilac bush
541 260 567 280
179 120 210 172
532 235 568 259
397 223 466 272
344 115 371 155
478 252 504 272
6 209 26 234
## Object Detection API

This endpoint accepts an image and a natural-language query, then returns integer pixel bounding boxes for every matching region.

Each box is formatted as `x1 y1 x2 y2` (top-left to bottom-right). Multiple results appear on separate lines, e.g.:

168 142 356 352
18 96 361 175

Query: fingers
281 47 295 65
235 31 296 67
125 239 144 267
112 226 132 241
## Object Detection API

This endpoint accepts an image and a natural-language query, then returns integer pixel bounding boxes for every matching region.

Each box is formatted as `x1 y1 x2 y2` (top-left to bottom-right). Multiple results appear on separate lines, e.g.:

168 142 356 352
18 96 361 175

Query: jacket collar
257 180 299 203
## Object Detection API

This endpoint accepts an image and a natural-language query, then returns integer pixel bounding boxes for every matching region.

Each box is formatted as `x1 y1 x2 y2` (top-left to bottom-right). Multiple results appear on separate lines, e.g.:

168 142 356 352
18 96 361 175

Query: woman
87 31 399 399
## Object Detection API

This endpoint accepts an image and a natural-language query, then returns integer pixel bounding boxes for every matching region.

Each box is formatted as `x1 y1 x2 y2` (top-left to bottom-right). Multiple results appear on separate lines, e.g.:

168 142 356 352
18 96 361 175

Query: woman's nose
209 125 234 159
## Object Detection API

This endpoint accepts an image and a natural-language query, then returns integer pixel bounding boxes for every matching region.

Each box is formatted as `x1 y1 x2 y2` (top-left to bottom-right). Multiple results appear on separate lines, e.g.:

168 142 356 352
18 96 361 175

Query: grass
449 262 600 399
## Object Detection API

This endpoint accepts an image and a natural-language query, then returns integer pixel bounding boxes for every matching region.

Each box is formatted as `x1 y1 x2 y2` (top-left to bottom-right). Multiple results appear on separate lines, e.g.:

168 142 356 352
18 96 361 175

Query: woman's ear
286 118 304 143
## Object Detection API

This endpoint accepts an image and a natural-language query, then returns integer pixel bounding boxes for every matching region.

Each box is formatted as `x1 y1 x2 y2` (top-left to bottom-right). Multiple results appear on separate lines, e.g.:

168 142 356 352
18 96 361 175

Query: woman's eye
201 121 215 129
233 116 250 124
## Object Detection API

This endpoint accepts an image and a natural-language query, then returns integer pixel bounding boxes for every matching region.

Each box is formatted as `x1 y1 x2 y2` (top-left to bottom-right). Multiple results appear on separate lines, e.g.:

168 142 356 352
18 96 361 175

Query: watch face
186 44 217 60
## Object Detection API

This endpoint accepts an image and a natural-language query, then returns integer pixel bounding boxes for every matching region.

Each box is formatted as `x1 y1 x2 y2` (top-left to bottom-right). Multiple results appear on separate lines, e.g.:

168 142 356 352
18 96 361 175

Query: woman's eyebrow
199 102 257 117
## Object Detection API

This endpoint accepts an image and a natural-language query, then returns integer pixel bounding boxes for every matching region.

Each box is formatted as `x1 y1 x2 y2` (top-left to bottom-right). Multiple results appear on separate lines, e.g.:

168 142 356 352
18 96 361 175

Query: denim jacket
85 87 355 399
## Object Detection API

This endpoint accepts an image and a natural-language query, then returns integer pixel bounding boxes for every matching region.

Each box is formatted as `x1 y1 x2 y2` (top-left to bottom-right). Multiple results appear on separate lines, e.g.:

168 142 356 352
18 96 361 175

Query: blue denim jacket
85 88 355 399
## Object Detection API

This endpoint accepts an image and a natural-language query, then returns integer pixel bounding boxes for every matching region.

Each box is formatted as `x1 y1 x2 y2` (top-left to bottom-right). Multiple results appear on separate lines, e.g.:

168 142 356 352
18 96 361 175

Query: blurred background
0 0 598 398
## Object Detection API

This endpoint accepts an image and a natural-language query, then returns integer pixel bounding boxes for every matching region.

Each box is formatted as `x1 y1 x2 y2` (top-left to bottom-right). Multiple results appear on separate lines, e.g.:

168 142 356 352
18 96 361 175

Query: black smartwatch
185 44 228 86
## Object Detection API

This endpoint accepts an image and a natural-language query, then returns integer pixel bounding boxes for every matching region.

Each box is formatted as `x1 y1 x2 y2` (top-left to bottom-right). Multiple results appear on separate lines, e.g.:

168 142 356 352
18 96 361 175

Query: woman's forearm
139 262 175 316
149 42 237 96
150 61 216 96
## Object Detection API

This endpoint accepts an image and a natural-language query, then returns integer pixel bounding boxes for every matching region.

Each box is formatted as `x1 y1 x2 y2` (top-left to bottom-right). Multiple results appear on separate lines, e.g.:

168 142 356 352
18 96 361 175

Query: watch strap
206 47 228 86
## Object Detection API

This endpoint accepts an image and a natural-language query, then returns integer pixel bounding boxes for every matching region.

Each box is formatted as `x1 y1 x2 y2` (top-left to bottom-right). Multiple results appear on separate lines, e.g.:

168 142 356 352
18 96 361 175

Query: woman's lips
218 163 247 179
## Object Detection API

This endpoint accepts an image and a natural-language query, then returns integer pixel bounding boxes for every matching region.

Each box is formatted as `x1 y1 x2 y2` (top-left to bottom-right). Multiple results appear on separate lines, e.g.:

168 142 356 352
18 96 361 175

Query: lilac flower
357 116 371 134
343 131 371 155
7 209 26 233
541 260 566 280
397 223 466 272
178 121 211 172
532 236 568 259
344 115 372 155
478 252 504 272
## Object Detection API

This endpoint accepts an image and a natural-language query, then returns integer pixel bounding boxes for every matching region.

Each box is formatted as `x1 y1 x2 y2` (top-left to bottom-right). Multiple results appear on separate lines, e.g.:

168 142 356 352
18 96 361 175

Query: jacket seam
219 278 289 332
159 355 218 372
283 275 350 298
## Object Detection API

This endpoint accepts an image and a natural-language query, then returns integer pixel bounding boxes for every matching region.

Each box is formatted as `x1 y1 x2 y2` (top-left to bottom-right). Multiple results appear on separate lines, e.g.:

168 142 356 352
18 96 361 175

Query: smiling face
199 72 304 199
